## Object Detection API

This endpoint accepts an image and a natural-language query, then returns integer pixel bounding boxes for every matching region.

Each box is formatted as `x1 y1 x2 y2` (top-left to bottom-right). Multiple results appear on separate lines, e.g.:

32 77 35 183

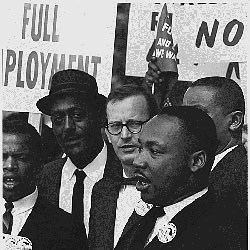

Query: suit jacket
38 142 123 207
115 191 247 250
18 196 88 250
88 173 137 250
209 145 248 216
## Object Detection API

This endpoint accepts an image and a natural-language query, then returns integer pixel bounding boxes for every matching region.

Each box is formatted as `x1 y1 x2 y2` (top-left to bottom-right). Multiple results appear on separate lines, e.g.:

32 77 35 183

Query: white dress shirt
146 188 208 245
113 172 141 247
1 187 38 235
59 143 107 235
211 145 238 171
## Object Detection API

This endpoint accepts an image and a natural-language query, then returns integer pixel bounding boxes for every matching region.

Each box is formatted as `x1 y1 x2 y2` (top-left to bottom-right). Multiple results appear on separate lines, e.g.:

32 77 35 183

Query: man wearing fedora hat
37 69 122 239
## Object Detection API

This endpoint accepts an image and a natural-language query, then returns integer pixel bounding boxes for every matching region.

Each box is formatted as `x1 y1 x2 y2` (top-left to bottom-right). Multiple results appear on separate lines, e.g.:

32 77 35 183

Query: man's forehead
183 86 219 106
140 116 182 144
3 133 31 152
51 96 89 112
107 95 149 118
185 85 218 98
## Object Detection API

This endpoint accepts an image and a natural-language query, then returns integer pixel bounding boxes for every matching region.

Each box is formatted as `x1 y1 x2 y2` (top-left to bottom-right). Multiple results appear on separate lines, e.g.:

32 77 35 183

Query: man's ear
105 128 112 144
190 150 206 172
228 111 243 132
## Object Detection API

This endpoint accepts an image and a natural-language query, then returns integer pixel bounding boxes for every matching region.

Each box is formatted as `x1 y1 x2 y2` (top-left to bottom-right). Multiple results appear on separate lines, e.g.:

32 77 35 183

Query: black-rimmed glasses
106 119 150 135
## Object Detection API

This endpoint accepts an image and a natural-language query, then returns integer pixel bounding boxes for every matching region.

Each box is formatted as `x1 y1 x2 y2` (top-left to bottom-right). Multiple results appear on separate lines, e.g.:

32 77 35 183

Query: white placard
2 0 117 113
126 2 247 76
126 2 247 112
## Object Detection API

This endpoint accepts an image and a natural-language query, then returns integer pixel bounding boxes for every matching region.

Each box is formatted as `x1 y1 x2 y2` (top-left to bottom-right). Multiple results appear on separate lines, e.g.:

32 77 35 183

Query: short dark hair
190 77 245 116
169 81 190 106
3 118 42 154
107 84 158 119
158 106 218 167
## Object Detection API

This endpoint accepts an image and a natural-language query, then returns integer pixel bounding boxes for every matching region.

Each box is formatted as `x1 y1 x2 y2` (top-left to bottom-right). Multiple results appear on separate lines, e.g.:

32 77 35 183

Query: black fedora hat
36 69 107 115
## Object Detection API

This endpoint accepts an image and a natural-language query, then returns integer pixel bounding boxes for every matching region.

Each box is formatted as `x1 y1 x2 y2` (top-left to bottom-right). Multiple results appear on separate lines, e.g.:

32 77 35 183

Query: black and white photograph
2 1 248 249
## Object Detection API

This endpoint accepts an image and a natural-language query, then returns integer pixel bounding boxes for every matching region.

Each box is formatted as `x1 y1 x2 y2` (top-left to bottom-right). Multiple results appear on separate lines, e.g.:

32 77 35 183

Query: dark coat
18 196 88 250
89 145 248 250
88 175 127 250
115 192 247 250
38 142 123 207
209 145 248 216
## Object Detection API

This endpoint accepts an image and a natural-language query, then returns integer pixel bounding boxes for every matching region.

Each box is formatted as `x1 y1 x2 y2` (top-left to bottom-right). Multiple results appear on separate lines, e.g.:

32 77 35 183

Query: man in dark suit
88 84 158 249
37 69 123 237
2 118 87 250
182 76 247 216
115 106 246 250
146 61 247 217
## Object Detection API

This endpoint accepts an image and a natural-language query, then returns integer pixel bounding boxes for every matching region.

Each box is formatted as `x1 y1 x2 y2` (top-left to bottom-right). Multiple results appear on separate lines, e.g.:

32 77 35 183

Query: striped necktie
3 202 14 234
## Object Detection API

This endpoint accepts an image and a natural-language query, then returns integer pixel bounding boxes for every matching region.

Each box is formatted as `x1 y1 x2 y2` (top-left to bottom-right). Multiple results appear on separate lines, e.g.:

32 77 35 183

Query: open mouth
64 137 81 145
3 176 18 189
134 173 151 191
120 144 137 152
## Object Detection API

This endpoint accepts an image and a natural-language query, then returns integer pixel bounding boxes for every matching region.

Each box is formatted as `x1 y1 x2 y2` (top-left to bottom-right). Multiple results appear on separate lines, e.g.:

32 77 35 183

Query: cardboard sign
126 3 247 75
150 3 178 73
126 3 247 108
2 1 117 113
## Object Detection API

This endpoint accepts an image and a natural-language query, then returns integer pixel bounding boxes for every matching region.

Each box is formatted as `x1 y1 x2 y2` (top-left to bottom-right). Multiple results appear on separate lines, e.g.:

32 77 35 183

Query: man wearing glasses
88 83 158 250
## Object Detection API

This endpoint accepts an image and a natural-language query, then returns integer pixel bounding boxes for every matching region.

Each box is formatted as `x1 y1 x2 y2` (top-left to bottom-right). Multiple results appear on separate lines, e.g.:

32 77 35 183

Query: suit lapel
103 143 123 179
144 192 214 250
89 144 135 249
89 178 121 249
53 158 65 207
115 209 143 250
54 164 63 207
19 197 49 240
38 158 65 207
120 210 143 239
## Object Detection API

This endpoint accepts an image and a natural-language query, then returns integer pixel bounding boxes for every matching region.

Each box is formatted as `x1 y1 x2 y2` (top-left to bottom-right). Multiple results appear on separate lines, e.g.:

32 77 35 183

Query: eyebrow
139 138 165 148
3 151 32 156
146 141 164 148
52 107 86 114
108 119 142 124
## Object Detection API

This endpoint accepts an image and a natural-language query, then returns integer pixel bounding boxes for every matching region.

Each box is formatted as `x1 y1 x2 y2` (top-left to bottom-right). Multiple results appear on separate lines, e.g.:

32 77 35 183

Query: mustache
61 132 81 142
133 169 150 182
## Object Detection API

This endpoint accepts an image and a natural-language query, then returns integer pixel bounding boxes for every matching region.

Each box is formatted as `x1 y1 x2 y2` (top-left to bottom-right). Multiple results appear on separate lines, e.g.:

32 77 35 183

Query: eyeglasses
106 119 149 135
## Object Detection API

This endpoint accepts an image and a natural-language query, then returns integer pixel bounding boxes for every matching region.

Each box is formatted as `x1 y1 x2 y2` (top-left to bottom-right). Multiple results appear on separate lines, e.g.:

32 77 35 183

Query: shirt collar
4 187 38 215
163 188 208 215
63 142 107 182
123 170 129 178
84 142 107 181
211 145 238 171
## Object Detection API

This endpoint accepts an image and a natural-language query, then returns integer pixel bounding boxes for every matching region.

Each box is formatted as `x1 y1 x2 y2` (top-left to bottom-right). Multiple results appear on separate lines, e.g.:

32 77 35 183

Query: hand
144 57 162 88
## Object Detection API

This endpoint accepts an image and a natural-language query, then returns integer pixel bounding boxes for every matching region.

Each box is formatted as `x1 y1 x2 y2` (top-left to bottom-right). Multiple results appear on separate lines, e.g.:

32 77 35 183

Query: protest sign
126 2 247 106
2 1 117 113
149 3 178 73
127 3 247 73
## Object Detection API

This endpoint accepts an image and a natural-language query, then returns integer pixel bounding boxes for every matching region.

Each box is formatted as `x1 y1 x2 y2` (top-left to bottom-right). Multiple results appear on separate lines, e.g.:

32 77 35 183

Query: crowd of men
2 57 247 249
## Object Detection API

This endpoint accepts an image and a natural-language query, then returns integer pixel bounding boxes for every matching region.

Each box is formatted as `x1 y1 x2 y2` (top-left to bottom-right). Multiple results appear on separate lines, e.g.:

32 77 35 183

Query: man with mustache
37 69 123 240
116 106 246 250
88 83 158 249
2 118 87 250
145 60 247 217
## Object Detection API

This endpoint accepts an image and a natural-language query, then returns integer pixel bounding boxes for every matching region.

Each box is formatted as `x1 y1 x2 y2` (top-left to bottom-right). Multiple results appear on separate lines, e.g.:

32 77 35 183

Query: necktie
3 202 14 234
72 169 86 225
128 206 165 250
